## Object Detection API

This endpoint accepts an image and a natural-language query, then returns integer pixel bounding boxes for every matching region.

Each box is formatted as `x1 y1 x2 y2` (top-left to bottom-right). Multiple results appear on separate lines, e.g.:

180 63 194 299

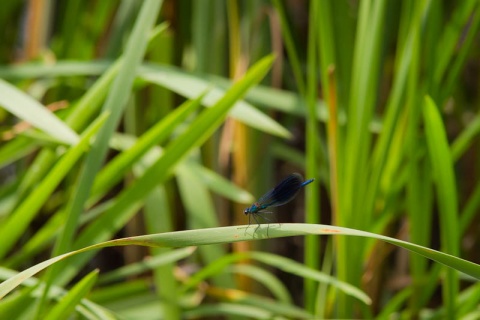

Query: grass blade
0 112 109 259
2 223 478 300
422 95 460 318
0 79 79 145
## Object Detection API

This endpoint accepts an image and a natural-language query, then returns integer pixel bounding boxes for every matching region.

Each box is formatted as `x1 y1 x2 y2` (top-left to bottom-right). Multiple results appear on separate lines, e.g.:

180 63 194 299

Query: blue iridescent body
244 173 314 232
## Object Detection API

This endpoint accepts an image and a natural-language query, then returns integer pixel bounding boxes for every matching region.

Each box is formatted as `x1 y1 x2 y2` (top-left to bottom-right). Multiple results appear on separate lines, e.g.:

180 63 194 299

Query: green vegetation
0 1 479 319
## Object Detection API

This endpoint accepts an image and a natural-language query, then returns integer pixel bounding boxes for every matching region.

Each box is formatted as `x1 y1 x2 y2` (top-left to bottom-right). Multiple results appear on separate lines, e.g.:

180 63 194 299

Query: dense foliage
0 1 479 319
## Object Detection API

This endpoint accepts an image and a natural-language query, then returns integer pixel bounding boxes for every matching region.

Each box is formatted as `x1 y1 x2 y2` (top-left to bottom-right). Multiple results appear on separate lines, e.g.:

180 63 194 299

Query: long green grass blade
1 223 478 300
43 270 98 320
89 95 204 204
49 55 275 286
139 63 291 139
226 264 292 304
50 0 163 262
0 79 79 145
0 112 109 259
423 95 460 318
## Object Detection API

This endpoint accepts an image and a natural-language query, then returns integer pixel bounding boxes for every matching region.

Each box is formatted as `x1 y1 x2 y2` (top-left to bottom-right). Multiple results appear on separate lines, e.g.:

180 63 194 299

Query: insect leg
256 211 274 237
251 213 262 235
244 213 252 236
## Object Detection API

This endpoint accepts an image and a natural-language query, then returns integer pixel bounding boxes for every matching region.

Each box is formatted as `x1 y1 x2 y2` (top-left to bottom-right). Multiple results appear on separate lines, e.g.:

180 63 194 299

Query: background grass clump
0 1 479 319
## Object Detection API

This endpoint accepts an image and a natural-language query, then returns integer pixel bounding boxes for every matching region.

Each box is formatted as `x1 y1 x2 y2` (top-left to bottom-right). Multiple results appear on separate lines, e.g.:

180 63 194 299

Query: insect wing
256 173 305 208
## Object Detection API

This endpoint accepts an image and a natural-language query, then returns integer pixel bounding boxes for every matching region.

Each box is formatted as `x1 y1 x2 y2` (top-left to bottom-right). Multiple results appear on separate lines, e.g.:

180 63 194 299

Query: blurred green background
0 0 479 319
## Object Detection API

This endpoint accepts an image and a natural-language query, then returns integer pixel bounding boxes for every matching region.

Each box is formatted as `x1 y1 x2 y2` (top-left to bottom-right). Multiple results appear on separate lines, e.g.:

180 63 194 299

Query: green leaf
0 79 79 145
203 289 313 319
49 0 164 272
0 287 36 319
182 250 370 305
0 112 109 259
107 133 254 204
185 302 273 319
0 137 38 170
423 95 460 318
97 247 195 285
1 223 478 300
0 266 115 319
226 264 292 303
423 96 460 255
50 55 275 286
138 63 291 139
90 95 204 203
43 270 99 320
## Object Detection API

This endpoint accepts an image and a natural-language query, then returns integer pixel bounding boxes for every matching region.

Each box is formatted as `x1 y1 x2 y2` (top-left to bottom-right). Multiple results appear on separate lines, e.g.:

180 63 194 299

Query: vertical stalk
304 0 321 312
227 0 252 292
315 0 338 316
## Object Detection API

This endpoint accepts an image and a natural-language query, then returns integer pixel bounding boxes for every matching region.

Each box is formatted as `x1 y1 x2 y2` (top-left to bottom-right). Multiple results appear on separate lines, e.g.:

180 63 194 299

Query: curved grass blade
138 63 291 139
49 55 275 286
182 251 370 305
0 79 79 145
1 223 478 300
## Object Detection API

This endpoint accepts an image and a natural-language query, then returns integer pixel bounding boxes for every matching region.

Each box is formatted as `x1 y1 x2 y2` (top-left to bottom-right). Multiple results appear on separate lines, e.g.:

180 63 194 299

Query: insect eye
243 209 248 215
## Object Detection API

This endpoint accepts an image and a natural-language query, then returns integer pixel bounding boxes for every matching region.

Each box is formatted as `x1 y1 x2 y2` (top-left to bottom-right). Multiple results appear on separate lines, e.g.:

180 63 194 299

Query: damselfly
244 173 314 235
